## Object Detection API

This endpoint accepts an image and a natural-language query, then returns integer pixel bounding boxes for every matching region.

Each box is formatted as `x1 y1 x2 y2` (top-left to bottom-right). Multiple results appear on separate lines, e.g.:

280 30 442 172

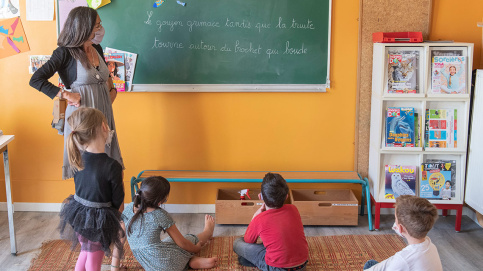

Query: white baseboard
0 202 216 213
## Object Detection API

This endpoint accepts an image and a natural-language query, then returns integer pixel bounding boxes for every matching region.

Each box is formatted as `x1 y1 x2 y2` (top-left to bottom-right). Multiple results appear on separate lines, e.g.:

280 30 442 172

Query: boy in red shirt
233 173 309 271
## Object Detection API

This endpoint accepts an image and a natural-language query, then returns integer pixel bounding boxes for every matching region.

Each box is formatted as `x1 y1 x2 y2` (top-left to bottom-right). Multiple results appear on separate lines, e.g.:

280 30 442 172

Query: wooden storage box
290 189 358 226
215 188 264 224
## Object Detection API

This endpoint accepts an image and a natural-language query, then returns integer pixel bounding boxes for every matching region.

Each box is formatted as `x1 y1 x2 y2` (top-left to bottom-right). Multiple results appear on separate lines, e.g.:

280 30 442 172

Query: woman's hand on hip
64 92 81 107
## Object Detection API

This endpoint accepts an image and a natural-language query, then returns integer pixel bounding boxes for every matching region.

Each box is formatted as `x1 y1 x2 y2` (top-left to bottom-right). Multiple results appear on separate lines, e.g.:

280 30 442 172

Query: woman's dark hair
261 173 289 208
58 6 98 68
127 176 171 236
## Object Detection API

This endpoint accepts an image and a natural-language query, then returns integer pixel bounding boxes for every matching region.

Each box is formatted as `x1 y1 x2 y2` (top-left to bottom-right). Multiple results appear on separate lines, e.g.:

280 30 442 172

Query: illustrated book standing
385 165 417 199
386 107 415 147
387 50 419 94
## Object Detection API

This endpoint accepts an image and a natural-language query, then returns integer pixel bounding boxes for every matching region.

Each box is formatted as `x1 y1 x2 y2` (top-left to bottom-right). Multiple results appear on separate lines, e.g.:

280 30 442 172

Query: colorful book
426 159 456 200
414 113 420 147
387 50 419 94
384 165 417 199
105 47 137 91
426 109 457 148
104 53 126 92
386 107 415 147
431 55 467 94
421 162 454 199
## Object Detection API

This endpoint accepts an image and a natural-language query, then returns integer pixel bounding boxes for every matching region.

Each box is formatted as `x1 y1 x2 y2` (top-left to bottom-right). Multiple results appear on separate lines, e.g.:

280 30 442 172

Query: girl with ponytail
122 176 218 270
59 107 125 271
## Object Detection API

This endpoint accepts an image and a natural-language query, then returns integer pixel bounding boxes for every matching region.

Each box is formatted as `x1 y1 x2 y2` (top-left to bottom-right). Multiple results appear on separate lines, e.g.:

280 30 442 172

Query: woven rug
28 235 406 271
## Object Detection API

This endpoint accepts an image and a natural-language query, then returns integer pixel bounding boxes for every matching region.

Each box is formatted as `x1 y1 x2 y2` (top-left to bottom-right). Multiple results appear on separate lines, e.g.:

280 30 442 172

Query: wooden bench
130 170 373 230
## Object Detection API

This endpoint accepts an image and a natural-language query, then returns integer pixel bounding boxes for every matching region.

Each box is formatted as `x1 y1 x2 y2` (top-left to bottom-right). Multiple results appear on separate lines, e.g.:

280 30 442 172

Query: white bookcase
368 42 473 213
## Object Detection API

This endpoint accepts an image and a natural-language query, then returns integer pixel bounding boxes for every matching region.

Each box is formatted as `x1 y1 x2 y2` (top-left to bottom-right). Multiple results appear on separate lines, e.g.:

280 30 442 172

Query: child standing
363 195 442 270
58 107 125 271
122 176 217 271
233 173 309 271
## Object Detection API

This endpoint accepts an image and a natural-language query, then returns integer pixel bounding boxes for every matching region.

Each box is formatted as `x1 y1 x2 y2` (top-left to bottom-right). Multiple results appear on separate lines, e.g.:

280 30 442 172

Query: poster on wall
0 0 20 19
0 17 30 59
58 0 88 34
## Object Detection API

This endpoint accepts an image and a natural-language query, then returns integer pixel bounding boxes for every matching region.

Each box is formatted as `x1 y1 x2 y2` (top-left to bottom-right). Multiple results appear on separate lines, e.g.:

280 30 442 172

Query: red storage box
373 32 423 43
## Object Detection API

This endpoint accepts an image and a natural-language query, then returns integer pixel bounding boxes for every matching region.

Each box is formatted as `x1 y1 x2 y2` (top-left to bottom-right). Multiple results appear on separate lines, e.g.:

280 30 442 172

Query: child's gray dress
122 202 199 271
62 50 124 179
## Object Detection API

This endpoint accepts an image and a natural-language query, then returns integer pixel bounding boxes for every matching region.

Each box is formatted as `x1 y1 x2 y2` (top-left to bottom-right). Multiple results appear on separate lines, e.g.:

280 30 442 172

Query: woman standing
30 7 124 179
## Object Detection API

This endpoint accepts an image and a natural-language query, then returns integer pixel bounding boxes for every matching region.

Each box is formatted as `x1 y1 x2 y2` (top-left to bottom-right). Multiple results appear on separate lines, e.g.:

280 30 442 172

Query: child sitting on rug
58 108 125 271
363 195 442 271
122 176 217 271
233 173 309 271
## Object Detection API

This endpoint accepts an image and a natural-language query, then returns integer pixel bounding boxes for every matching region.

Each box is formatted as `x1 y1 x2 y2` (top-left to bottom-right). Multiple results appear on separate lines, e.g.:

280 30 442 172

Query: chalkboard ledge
130 84 328 93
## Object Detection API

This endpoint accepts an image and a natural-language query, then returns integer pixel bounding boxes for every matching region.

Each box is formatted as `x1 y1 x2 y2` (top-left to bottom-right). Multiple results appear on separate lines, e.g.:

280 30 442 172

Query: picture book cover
105 47 137 91
387 50 419 94
431 56 467 94
426 109 457 148
386 107 415 147
385 165 417 199
420 162 453 199
104 53 125 92
426 159 456 199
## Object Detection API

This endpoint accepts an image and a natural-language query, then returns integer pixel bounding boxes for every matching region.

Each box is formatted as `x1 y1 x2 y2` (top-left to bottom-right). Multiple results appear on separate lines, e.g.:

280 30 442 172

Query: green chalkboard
97 0 331 90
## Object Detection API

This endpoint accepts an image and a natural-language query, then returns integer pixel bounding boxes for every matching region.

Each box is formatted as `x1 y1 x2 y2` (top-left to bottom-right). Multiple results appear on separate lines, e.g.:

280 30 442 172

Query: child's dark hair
261 173 289 208
127 176 171 236
395 195 438 239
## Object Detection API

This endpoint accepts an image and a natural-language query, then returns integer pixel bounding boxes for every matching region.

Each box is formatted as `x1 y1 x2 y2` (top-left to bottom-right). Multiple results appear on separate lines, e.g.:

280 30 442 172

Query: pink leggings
75 234 105 271
75 250 105 271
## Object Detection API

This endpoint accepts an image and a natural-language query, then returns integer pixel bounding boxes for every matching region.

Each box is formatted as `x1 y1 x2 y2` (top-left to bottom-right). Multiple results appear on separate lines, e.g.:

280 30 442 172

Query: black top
75 152 124 210
29 44 106 99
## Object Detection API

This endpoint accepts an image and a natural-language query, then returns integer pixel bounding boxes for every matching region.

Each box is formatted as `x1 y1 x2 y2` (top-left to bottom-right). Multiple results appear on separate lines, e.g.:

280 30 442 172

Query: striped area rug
28 235 406 271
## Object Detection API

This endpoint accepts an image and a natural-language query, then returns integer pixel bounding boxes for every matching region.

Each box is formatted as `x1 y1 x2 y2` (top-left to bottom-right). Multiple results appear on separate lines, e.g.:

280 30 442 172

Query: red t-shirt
244 204 308 268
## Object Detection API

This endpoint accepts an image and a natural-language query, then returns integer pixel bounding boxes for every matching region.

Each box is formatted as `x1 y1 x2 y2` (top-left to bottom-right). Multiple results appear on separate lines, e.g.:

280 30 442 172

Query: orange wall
430 0 483 69
0 1 360 204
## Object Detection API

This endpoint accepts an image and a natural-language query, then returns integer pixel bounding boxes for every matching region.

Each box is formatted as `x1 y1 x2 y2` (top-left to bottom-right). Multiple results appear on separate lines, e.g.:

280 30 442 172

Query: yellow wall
1 1 352 205
430 0 483 69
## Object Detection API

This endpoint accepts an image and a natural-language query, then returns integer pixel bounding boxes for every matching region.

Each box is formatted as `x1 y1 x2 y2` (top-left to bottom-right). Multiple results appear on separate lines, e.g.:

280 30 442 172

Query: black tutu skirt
58 195 124 257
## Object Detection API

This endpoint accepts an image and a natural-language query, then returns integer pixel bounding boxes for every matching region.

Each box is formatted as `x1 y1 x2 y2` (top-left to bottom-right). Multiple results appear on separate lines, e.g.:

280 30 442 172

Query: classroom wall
0 1 361 205
430 0 483 69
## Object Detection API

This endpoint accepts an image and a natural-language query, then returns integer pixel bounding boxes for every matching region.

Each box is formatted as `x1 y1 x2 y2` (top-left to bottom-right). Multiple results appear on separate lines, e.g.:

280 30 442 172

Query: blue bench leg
364 177 373 231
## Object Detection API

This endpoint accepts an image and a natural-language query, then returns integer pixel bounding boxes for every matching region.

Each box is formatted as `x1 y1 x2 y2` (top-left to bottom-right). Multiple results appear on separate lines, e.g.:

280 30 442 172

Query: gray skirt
62 84 124 179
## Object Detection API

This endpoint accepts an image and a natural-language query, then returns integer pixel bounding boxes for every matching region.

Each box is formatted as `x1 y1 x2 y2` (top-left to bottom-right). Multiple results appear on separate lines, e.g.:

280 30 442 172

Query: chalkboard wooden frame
56 0 332 92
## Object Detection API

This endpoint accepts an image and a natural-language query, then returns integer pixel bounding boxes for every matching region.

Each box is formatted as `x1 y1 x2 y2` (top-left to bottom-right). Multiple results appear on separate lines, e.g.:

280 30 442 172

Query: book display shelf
368 42 474 231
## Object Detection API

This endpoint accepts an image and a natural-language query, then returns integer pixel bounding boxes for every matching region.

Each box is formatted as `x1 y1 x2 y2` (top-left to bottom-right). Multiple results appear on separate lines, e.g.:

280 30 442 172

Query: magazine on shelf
384 165 417 199
387 50 419 94
386 107 415 147
426 159 456 199
414 113 421 147
431 50 466 94
426 109 457 148
104 53 126 92
105 47 137 91
421 162 454 200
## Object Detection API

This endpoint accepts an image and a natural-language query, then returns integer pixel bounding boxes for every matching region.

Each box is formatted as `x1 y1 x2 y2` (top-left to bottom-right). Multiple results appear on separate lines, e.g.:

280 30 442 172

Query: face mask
106 129 114 147
91 26 105 44
392 222 403 237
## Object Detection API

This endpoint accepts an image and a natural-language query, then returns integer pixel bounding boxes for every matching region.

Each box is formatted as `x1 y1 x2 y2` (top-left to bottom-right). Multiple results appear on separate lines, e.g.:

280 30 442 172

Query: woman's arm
166 224 204 253
29 47 67 99
29 47 81 106
107 77 117 103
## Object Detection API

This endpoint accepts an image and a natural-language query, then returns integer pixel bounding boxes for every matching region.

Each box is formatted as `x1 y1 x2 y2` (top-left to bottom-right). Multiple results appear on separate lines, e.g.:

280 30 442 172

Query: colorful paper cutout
153 0 164 8
176 1 186 6
0 25 7 34
0 16 30 59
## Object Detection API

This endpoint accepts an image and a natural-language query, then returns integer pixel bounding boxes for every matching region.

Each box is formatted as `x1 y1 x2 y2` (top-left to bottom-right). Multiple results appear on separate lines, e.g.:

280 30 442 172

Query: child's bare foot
204 215 215 239
189 256 218 269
